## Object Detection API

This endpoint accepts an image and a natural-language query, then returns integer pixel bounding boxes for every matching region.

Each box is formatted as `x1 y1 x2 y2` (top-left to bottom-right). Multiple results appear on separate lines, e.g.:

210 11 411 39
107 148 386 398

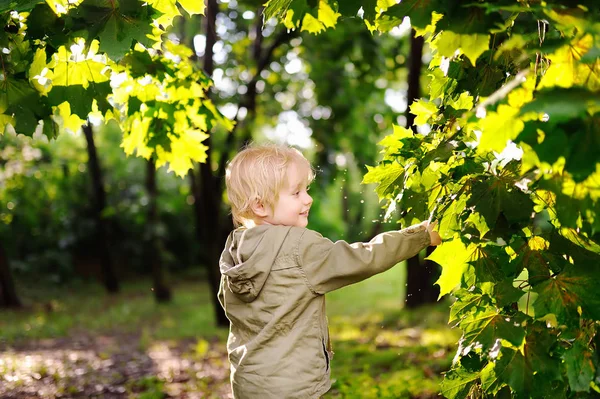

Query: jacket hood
219 225 293 303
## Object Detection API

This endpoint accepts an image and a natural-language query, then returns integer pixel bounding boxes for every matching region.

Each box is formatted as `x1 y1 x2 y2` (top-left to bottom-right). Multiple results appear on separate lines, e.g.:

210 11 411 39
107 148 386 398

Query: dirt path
0 333 232 398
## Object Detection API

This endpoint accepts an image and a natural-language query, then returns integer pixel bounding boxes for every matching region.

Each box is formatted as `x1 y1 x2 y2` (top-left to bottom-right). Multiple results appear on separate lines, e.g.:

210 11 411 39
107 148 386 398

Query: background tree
145 157 172 302
0 243 20 308
82 123 119 293
405 28 440 308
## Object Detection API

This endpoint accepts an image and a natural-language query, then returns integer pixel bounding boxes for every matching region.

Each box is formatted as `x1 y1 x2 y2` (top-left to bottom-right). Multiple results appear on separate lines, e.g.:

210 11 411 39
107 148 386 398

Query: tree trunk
82 123 119 293
0 243 21 308
197 0 229 327
192 3 296 327
146 158 172 302
404 29 440 308
405 29 424 130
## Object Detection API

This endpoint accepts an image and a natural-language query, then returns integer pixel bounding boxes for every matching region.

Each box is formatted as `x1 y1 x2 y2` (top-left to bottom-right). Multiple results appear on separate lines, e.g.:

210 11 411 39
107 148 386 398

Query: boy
219 144 441 399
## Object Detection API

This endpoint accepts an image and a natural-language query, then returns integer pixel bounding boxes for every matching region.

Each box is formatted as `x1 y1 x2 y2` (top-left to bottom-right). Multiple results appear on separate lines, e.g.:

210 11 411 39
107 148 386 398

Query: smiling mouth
300 211 309 217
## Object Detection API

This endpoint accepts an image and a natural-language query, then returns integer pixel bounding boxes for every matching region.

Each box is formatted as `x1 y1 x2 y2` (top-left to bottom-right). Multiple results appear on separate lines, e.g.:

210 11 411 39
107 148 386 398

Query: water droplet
360 200 364 203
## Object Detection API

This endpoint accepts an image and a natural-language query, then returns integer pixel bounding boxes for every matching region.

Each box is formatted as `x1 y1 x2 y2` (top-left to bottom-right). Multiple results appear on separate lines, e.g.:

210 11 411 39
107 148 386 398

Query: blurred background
0 1 454 398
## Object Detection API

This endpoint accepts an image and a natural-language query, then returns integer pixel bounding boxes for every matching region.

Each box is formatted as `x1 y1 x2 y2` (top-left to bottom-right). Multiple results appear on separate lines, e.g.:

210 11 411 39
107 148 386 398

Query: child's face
264 161 313 228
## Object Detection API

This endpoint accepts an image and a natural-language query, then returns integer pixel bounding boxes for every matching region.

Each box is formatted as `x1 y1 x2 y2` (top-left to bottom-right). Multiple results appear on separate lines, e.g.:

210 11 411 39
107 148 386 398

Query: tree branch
215 26 297 188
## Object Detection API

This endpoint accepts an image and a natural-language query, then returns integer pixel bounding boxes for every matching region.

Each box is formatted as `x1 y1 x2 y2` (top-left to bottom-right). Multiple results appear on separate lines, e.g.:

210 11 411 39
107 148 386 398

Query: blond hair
225 144 314 227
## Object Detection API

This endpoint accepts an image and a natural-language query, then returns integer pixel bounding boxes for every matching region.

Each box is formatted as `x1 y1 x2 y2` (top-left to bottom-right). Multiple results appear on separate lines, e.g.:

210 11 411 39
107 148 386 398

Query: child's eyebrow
291 181 305 191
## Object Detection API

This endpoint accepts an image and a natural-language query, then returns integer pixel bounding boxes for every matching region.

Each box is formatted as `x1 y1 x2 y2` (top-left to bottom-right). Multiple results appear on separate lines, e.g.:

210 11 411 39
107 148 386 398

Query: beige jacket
218 224 431 399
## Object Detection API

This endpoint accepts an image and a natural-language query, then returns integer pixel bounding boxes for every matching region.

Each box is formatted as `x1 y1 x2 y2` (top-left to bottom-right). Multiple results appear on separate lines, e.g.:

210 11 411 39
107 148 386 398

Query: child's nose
304 193 313 205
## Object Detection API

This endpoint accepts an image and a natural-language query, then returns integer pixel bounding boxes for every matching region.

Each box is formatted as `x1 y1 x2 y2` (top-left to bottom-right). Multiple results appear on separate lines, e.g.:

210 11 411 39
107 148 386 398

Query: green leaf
435 31 489 66
563 338 597 392
533 264 600 325
480 360 506 396
478 105 524 153
459 307 526 349
427 239 474 297
520 88 600 123
493 280 525 308
447 91 474 111
382 0 443 29
438 195 467 240
362 161 404 199
470 244 510 284
440 366 479 399
0 0 44 12
466 176 534 230
2 78 46 135
409 99 438 126
494 328 562 397
437 5 504 34
72 0 155 61
449 289 489 324
377 124 414 156
177 0 205 15
264 0 293 21
429 68 457 101
335 0 363 17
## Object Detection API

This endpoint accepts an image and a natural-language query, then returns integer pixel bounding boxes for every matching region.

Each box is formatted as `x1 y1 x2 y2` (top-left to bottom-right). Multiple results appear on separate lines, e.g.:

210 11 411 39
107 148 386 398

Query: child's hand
422 220 442 246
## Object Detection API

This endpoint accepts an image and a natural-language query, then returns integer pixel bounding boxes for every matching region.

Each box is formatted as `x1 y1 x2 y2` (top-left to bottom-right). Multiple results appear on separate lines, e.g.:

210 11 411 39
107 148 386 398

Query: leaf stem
476 68 530 112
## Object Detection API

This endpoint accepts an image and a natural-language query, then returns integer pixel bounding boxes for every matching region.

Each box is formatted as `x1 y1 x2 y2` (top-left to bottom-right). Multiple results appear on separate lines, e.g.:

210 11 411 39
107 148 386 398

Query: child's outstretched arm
296 221 440 294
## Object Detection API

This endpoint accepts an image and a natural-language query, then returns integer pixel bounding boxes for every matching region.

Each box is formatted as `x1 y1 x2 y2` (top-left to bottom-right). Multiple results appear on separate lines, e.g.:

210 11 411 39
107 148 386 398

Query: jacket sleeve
296 224 431 294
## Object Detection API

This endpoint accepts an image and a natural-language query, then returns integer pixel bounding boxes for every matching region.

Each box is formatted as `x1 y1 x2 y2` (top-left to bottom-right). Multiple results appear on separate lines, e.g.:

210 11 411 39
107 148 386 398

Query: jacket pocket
322 339 329 371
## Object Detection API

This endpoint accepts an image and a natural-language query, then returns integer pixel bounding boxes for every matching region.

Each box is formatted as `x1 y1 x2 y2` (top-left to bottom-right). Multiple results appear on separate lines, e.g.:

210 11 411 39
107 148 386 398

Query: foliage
0 0 232 177
265 0 600 397
0 124 200 281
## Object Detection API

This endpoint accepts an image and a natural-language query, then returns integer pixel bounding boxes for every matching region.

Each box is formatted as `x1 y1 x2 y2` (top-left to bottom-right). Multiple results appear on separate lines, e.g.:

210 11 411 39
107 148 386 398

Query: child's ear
250 200 269 218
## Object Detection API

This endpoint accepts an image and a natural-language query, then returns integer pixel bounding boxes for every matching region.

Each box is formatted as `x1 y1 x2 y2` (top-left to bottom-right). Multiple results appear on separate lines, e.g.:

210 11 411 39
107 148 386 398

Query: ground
0 266 459 398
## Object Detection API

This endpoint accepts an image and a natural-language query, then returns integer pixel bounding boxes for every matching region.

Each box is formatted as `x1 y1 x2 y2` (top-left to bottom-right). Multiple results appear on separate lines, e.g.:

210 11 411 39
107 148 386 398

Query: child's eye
294 191 300 196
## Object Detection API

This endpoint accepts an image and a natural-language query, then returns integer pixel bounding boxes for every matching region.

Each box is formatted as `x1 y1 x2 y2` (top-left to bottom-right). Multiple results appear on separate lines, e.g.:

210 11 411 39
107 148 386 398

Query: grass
1 273 226 344
1 265 459 398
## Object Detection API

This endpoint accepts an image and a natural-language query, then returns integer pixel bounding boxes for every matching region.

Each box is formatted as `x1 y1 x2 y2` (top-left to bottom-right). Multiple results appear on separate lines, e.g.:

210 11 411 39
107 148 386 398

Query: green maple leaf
513 248 552 286
0 0 44 12
427 238 475 297
493 328 562 396
440 366 479 399
358 0 377 22
410 99 438 126
335 0 363 17
47 82 112 118
383 0 443 29
566 116 600 182
437 4 504 34
362 161 404 198
435 31 490 66
520 88 600 123
469 244 509 284
466 176 534 230
2 77 46 135
177 0 205 15
492 280 525 308
459 307 526 349
438 195 467 240
449 289 490 324
533 264 600 325
447 91 474 111
429 68 457 101
563 339 597 392
72 0 155 61
478 104 524 153
264 0 293 21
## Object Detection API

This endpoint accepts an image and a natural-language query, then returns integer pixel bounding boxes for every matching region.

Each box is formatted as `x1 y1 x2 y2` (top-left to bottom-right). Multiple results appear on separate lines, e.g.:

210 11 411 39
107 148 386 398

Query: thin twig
476 68 530 112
